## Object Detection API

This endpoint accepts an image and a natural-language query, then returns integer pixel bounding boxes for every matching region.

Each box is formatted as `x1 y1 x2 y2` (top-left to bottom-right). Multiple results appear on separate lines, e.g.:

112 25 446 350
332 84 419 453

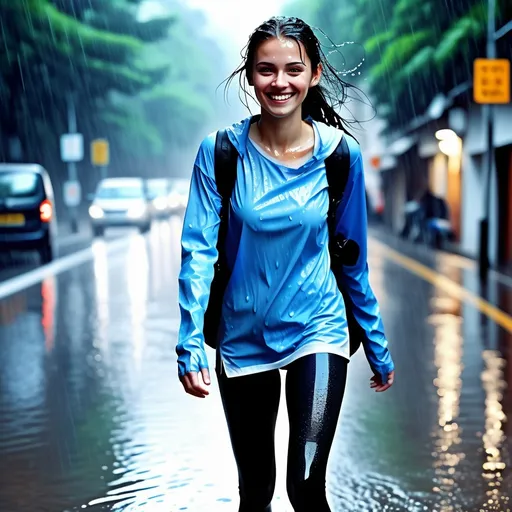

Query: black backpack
203 128 365 356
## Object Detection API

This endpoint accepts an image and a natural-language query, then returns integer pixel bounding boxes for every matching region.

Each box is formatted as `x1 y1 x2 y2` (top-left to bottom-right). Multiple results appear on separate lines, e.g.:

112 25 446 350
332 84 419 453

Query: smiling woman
175 15 395 512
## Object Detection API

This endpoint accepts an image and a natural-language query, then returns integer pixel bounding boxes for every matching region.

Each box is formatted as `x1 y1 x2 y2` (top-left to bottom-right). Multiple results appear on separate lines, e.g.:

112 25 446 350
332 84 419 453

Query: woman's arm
176 133 222 379
332 139 395 384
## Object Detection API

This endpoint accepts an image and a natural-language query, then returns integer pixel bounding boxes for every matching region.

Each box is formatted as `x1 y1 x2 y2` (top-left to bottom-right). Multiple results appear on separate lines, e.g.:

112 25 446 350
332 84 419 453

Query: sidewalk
368 222 512 289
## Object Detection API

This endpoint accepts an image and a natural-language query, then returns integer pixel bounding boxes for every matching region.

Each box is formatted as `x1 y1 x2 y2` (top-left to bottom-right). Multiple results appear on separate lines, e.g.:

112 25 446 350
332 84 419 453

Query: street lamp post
478 0 496 281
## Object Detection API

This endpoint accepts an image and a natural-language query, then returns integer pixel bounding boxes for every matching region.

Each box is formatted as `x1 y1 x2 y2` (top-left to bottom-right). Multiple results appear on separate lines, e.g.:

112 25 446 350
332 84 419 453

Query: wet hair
222 16 367 133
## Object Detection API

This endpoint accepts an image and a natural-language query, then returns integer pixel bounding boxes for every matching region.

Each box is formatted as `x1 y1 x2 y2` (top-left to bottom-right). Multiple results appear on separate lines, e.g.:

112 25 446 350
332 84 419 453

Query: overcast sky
139 0 289 59
186 0 288 51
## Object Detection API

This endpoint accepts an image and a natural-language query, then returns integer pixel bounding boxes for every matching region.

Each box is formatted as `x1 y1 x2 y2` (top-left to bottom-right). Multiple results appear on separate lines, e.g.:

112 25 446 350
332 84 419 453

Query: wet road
0 217 511 512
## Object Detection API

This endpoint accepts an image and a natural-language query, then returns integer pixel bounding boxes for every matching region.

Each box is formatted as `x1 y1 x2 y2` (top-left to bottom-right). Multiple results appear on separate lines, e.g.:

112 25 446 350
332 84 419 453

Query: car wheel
93 226 104 237
39 243 53 264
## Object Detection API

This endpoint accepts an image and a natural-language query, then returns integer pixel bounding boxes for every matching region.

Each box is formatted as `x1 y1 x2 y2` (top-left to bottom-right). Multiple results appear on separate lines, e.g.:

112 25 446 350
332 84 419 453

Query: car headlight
168 193 181 208
89 205 104 219
152 197 168 210
127 204 147 218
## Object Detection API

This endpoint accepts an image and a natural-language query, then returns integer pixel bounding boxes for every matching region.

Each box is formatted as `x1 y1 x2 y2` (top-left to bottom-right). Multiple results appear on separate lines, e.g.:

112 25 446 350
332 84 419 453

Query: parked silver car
88 177 151 236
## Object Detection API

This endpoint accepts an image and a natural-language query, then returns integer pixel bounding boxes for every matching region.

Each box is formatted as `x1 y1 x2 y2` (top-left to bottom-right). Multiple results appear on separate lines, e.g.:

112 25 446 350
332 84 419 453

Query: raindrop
289 215 293 221
188 223 193 228
289 311 295 317
300 220 303 226
265 320 269 327
259 215 263 220
275 261 280 269
253 305 257 313
245 295 249 302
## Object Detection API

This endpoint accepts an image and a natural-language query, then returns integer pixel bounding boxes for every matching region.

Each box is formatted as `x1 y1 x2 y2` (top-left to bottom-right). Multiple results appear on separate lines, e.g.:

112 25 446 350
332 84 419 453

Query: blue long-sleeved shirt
176 116 394 382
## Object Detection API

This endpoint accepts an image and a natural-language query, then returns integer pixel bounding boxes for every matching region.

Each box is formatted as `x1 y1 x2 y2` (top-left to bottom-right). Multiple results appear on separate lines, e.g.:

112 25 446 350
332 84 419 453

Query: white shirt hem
220 341 351 378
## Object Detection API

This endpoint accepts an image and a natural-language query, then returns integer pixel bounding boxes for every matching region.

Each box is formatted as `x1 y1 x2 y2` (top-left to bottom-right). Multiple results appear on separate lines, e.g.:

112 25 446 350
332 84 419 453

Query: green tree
284 0 511 134
0 0 171 160
0 0 233 213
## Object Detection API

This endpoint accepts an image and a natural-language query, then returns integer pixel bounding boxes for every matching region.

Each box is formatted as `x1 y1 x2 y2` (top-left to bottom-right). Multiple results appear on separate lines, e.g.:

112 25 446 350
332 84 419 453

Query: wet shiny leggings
217 353 348 512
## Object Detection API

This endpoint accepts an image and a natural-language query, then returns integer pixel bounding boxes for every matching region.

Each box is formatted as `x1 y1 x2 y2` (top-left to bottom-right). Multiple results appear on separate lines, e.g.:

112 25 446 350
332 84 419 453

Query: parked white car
88 178 152 236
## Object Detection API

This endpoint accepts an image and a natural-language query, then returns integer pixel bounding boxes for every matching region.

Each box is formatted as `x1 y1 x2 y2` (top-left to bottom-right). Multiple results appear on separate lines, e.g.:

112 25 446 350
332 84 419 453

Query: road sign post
91 139 110 180
475 0 511 281
60 94 84 234
474 56 511 281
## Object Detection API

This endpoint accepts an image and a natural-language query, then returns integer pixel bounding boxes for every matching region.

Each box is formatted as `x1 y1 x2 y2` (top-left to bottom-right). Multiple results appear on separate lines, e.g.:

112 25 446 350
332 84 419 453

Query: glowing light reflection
92 239 110 361
480 350 507 511
126 234 149 369
429 307 464 511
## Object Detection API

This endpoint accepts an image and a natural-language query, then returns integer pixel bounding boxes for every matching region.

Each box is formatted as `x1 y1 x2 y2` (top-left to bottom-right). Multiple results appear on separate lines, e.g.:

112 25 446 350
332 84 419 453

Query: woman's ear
310 63 323 87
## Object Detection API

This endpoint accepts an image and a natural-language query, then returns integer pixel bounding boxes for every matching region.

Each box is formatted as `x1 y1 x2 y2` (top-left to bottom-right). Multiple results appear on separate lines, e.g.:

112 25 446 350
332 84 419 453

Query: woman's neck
252 110 312 158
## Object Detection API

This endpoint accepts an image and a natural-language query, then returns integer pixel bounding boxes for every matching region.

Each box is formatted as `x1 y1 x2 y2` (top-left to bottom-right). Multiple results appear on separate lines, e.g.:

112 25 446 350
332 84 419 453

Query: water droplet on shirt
245 295 250 302
289 311 295 318
275 261 280 269
252 327 258 334
253 305 257 313
260 215 263 220
188 224 193 228
300 220 303 226
265 320 269 327
289 216 293 221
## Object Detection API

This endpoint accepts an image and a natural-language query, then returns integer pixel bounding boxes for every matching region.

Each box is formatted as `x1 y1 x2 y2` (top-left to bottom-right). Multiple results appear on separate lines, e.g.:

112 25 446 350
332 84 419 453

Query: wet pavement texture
0 217 511 512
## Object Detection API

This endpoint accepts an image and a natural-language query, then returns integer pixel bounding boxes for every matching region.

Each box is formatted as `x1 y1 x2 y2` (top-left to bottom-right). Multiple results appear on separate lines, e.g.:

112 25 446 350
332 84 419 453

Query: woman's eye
289 68 302 74
258 68 272 73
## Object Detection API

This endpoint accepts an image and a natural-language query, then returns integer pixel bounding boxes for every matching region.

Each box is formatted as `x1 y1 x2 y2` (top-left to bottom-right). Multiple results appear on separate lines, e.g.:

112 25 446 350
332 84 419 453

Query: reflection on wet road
0 217 511 511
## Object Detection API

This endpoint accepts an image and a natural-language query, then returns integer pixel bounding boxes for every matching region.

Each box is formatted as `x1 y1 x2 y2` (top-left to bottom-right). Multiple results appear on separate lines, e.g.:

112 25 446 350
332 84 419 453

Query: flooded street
0 218 511 512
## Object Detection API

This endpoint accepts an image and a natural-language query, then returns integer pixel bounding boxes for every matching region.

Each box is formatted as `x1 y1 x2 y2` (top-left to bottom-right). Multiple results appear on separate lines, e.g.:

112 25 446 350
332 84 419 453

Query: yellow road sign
91 139 110 166
473 58 510 104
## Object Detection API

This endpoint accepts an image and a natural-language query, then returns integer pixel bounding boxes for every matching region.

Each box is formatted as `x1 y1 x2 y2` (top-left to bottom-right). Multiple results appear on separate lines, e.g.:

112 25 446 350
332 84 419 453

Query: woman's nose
272 72 288 88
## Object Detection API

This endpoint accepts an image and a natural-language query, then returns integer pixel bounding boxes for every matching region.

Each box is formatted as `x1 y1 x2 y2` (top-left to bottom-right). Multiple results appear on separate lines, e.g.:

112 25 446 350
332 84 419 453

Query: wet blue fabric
176 116 394 382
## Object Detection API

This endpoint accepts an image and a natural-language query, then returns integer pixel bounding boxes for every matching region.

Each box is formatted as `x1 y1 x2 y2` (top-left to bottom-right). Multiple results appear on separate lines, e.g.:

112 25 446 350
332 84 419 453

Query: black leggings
217 352 348 512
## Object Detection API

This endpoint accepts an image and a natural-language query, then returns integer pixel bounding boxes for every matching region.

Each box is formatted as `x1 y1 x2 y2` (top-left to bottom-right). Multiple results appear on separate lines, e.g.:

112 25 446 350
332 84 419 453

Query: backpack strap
214 129 239 206
325 134 364 356
213 128 239 273
325 135 360 266
325 134 351 206
203 129 239 350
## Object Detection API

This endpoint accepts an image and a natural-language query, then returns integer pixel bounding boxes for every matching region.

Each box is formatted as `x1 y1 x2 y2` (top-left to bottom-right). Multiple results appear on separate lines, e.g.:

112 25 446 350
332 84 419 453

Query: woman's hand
180 368 211 398
370 370 394 392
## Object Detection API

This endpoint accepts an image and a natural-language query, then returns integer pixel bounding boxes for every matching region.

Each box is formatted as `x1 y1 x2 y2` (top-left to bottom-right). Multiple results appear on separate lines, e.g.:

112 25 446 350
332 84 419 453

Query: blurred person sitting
419 188 454 249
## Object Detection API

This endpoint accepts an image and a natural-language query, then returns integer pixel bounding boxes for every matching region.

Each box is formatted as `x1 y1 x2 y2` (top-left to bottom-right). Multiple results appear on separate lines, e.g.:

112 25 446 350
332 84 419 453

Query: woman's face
250 36 321 120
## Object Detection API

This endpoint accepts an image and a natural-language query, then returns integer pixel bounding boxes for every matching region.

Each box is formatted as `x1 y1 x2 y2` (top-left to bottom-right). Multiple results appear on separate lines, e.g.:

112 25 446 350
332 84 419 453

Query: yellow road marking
373 240 512 334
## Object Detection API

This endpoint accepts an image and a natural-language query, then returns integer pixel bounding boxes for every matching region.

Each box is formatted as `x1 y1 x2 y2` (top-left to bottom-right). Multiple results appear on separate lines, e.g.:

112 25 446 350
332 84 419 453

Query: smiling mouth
266 93 295 102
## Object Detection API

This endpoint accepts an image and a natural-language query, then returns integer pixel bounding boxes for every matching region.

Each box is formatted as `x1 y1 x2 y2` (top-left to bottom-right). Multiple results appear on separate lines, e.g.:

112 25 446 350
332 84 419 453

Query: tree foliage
284 0 511 134
0 0 229 207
